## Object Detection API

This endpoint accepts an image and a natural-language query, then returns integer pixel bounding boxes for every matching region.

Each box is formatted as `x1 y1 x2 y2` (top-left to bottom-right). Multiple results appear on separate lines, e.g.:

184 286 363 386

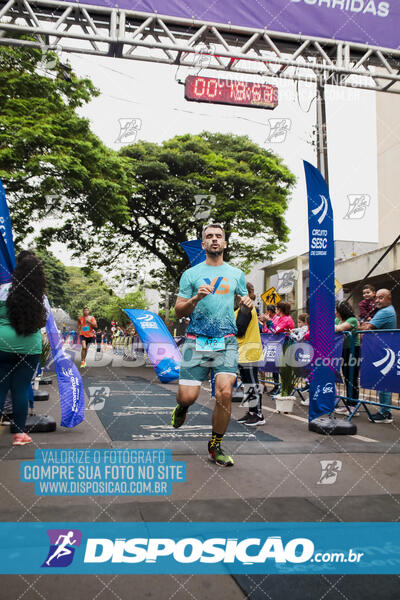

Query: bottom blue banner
0 522 399 574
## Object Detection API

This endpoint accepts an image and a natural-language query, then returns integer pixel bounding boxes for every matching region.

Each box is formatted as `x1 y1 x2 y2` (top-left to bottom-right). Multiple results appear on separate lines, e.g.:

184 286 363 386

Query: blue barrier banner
124 309 181 382
0 522 399 574
304 161 336 421
260 333 286 373
259 334 343 382
334 334 344 383
181 239 205 267
360 331 400 393
44 298 85 428
0 179 16 283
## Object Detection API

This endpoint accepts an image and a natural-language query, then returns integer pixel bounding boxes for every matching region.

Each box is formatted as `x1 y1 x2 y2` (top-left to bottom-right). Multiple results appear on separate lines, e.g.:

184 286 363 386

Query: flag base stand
309 416 357 435
39 377 53 385
11 414 57 433
33 389 49 402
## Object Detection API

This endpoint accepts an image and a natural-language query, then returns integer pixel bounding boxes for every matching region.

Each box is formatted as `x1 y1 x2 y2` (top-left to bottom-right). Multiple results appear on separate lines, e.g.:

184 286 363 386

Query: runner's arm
175 284 213 318
236 309 252 338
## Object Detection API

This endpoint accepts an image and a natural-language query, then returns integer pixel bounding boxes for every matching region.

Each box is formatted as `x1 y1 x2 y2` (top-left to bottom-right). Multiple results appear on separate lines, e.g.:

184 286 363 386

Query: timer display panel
185 75 278 109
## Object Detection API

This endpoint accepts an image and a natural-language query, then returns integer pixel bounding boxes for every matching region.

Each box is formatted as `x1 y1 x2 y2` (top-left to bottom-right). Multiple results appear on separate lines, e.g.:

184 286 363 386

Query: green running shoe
208 441 234 467
171 404 188 429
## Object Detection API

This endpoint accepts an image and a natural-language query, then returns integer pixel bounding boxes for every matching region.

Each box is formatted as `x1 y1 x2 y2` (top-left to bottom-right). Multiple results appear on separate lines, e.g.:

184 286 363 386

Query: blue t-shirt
178 262 248 337
369 305 397 330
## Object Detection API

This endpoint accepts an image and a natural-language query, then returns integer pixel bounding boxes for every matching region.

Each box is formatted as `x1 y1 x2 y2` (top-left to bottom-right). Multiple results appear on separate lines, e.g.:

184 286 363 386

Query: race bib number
196 336 225 352
82 326 90 332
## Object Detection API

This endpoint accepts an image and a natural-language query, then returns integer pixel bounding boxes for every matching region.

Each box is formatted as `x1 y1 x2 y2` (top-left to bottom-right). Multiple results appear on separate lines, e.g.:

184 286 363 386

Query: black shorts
80 335 94 344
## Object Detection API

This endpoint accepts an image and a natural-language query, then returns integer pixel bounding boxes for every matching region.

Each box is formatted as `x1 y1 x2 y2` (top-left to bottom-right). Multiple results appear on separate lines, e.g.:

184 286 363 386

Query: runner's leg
212 372 236 435
81 339 87 362
171 384 200 428
177 384 200 408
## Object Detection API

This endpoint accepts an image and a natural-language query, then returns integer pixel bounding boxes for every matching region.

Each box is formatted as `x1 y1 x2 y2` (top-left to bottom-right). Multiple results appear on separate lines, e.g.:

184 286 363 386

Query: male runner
77 307 97 368
171 223 252 466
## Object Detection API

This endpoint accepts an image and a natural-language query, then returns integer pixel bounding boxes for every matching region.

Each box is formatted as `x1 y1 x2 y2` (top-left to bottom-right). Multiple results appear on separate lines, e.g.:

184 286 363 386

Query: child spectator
290 313 309 342
358 284 377 323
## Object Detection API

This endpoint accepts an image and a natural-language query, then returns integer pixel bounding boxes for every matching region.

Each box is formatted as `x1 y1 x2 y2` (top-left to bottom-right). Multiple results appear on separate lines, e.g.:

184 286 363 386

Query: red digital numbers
185 76 278 109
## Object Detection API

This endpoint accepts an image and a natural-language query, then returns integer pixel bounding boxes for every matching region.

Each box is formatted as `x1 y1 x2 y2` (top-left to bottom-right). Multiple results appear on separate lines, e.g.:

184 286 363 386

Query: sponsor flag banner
304 161 336 421
124 309 181 383
0 521 399 574
0 180 84 427
360 331 400 393
180 239 205 267
0 179 16 283
44 298 85 428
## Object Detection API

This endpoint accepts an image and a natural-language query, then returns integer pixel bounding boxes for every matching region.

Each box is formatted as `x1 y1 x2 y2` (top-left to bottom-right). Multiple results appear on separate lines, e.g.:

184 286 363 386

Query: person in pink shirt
271 302 295 333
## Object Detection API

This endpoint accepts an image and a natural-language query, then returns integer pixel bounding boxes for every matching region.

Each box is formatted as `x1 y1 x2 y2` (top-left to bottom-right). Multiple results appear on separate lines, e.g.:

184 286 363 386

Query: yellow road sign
261 287 282 306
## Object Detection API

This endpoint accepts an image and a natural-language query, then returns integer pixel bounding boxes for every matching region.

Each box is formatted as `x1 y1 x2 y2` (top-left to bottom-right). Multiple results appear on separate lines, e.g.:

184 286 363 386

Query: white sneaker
334 406 349 415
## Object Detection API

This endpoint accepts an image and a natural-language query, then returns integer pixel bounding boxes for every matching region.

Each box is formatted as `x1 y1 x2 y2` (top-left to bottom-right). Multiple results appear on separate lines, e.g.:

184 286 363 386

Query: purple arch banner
64 0 399 51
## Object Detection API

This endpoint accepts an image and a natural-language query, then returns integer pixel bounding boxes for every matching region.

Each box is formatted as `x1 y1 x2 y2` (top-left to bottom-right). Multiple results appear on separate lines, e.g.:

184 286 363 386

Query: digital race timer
185 75 278 109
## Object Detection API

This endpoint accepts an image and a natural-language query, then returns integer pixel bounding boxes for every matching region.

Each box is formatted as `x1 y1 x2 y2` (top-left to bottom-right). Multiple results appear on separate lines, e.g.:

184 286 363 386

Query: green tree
63 267 147 328
42 133 295 287
102 290 148 327
65 266 113 323
36 248 69 307
0 42 130 248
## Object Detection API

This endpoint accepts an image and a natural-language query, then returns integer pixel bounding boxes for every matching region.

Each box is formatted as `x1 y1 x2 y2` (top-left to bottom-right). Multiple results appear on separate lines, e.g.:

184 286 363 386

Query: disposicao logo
373 348 396 376
83 536 314 565
42 529 82 567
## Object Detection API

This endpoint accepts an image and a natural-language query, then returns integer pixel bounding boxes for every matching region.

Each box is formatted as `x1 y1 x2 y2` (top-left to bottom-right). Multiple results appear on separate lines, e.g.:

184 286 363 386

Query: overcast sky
45 52 378 280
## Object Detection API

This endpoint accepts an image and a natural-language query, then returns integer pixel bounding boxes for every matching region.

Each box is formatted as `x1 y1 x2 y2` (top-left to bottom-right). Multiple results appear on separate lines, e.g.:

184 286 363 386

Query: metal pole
316 79 329 187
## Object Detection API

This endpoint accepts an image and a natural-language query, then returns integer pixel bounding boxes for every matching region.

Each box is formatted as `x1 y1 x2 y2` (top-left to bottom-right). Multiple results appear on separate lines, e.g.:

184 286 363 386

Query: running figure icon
45 531 77 566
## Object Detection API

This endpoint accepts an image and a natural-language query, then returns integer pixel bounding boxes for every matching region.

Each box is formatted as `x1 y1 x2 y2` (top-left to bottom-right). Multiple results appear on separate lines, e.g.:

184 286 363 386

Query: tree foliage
36 248 69 307
0 45 295 289
0 42 130 248
46 133 296 287
63 266 147 328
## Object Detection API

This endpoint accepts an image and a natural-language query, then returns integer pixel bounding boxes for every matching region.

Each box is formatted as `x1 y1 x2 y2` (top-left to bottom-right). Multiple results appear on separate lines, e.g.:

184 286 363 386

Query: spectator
358 284 377 323
260 305 279 333
235 289 265 426
290 313 310 400
334 301 361 414
290 313 309 342
273 302 295 333
95 329 103 352
0 251 47 445
360 289 397 423
264 302 294 396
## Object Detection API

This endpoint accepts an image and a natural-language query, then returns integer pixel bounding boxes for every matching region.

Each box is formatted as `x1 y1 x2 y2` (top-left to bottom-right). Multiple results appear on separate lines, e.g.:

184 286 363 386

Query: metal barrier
257 329 400 421
334 329 400 421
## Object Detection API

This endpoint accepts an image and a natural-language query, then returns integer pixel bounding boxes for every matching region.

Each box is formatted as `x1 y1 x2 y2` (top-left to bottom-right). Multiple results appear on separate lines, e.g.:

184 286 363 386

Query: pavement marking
261 405 378 443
